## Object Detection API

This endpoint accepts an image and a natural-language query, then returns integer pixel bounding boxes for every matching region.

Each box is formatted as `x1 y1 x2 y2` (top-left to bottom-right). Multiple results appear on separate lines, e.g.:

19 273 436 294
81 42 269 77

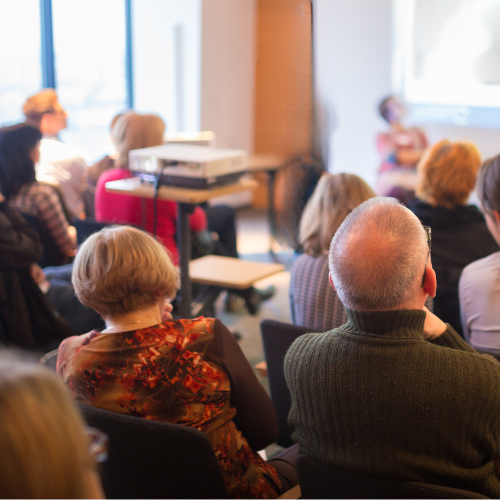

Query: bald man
285 197 500 497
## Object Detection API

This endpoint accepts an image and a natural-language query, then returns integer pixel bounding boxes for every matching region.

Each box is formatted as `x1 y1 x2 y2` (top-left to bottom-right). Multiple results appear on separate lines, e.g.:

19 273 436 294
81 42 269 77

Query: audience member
0 123 76 264
23 89 113 220
96 111 274 314
408 140 499 336
290 173 375 331
0 196 72 349
460 153 500 353
0 350 104 498
56 225 297 498
285 197 500 498
376 95 428 198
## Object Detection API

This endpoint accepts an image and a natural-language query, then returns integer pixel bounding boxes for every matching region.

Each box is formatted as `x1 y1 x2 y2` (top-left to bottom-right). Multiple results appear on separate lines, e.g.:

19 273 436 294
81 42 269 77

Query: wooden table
105 177 258 318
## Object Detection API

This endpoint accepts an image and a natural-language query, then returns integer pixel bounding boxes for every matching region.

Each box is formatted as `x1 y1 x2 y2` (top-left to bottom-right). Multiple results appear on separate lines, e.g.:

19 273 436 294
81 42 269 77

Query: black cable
153 170 162 237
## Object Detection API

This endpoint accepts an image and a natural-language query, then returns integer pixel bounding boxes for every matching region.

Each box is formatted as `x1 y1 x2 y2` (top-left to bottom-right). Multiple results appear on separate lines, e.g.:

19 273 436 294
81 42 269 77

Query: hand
162 301 174 322
422 306 447 340
30 263 46 284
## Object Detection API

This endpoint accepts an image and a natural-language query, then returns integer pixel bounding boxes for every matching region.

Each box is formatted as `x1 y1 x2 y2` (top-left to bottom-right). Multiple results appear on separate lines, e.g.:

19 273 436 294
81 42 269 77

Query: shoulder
97 168 130 187
292 253 328 273
56 331 99 368
462 252 500 280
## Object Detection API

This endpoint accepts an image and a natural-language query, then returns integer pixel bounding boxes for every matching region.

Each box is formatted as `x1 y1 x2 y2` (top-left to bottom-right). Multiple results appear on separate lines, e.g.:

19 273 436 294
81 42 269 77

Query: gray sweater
284 308 500 498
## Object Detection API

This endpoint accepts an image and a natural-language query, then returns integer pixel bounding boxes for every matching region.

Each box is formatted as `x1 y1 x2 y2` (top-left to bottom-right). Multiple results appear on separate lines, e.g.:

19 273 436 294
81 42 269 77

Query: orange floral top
56 317 280 498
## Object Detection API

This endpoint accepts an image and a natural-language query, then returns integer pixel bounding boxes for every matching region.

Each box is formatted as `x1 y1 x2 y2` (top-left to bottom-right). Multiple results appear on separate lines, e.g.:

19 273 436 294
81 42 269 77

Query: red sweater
95 168 207 265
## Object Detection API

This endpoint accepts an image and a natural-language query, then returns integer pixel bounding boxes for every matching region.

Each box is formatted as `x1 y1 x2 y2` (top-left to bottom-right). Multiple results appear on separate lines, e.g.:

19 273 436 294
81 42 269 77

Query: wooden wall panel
253 0 313 157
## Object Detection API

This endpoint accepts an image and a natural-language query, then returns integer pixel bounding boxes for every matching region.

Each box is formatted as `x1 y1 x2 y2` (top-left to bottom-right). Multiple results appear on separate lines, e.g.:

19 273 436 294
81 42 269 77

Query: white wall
200 0 257 152
132 0 202 133
313 0 392 187
313 0 500 188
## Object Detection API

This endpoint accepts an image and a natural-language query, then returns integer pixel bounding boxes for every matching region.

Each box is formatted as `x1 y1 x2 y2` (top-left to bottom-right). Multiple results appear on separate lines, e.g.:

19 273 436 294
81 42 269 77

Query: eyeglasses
84 427 108 463
421 225 432 287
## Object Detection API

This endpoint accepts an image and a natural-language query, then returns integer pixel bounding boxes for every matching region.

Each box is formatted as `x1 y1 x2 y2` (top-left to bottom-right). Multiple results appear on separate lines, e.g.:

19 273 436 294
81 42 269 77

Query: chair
260 319 318 447
296 453 489 499
73 218 112 245
76 403 228 499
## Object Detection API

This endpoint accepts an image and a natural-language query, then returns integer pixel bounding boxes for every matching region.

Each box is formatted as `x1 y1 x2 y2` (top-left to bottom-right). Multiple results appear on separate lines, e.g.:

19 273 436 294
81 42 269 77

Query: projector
129 144 247 189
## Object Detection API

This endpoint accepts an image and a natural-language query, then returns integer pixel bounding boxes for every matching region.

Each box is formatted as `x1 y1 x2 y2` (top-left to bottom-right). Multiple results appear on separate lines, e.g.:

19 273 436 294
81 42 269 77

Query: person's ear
423 265 437 298
493 210 500 226
329 272 336 291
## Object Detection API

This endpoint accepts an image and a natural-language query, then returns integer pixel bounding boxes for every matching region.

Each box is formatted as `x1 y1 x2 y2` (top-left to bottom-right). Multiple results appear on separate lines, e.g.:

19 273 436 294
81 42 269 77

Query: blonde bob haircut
416 140 482 208
73 225 179 318
111 111 165 169
0 351 98 499
299 173 375 257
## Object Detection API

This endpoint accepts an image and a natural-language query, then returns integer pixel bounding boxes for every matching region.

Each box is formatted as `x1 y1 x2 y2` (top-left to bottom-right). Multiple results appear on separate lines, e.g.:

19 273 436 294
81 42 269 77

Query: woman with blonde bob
0 350 103 499
290 173 375 331
408 140 499 335
56 225 295 498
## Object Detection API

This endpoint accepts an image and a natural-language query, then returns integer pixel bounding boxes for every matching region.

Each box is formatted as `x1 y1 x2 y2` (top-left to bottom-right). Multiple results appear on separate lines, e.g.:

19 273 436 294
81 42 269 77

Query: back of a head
0 123 41 200
72 225 179 318
299 173 376 257
378 95 396 123
329 197 428 311
416 139 481 208
478 154 500 217
0 350 96 498
111 111 165 169
22 89 60 127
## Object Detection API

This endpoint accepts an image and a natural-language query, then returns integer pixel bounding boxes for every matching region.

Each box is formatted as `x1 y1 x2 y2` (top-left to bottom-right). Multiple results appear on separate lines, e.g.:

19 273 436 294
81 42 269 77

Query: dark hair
378 95 395 123
478 154 500 216
0 123 42 200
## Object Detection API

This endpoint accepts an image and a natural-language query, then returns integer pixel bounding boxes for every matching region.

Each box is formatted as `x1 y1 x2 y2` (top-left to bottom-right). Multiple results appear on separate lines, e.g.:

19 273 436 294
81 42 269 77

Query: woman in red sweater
95 112 206 265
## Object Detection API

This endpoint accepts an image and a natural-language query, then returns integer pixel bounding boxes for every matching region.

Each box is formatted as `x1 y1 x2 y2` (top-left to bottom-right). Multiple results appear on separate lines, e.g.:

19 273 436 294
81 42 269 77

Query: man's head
22 89 67 135
329 197 432 311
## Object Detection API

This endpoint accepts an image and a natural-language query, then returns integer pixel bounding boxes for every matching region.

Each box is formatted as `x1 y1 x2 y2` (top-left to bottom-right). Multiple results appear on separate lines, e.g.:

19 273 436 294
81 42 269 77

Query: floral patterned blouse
57 317 280 498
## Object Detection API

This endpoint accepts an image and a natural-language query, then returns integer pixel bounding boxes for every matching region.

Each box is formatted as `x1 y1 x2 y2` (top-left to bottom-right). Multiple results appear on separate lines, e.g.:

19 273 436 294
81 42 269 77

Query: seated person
96 111 273 314
376 95 428 199
0 350 104 498
0 123 76 264
56 225 297 498
408 140 499 336
0 196 72 350
460 153 500 352
290 173 375 331
285 197 500 498
23 89 113 220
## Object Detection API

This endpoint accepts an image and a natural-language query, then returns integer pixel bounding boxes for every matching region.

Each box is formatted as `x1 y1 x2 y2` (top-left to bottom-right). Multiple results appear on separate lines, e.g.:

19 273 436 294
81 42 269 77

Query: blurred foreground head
0 350 103 498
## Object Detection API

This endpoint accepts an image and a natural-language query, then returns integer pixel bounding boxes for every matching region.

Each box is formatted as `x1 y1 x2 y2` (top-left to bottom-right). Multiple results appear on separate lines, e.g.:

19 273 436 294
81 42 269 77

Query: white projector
129 144 247 189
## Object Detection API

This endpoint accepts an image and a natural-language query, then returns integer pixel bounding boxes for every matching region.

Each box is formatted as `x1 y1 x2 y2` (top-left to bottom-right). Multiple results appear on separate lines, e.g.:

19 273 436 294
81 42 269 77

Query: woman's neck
102 304 162 333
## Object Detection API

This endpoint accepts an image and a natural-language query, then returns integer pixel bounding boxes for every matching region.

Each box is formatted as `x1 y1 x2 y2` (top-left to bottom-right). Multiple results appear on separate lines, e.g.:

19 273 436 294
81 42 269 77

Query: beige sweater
285 308 500 498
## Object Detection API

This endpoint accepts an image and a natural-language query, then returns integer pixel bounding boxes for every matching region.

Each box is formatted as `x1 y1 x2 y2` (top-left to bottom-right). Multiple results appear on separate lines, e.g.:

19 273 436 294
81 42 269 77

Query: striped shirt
9 182 76 256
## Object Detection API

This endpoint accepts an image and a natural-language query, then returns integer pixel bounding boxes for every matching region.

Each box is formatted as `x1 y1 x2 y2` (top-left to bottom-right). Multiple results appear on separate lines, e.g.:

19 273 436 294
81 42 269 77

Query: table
105 177 258 318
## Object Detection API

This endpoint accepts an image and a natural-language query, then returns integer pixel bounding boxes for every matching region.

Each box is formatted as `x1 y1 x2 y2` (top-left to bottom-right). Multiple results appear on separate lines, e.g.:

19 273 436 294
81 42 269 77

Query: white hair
328 197 429 311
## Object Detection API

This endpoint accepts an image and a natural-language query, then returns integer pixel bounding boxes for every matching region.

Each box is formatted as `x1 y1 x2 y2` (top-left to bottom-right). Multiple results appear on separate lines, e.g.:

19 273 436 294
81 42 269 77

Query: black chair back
73 218 112 245
77 403 228 499
260 319 317 447
296 453 489 499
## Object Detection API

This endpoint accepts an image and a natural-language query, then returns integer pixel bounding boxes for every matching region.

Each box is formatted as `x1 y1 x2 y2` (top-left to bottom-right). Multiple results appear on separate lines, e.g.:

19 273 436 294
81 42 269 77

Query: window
0 0 42 125
52 0 128 163
394 0 500 127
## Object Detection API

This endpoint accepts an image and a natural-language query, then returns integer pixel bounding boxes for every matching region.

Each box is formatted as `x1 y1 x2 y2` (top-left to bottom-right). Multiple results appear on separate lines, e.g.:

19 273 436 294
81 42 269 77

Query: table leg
177 202 194 318
267 169 279 258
